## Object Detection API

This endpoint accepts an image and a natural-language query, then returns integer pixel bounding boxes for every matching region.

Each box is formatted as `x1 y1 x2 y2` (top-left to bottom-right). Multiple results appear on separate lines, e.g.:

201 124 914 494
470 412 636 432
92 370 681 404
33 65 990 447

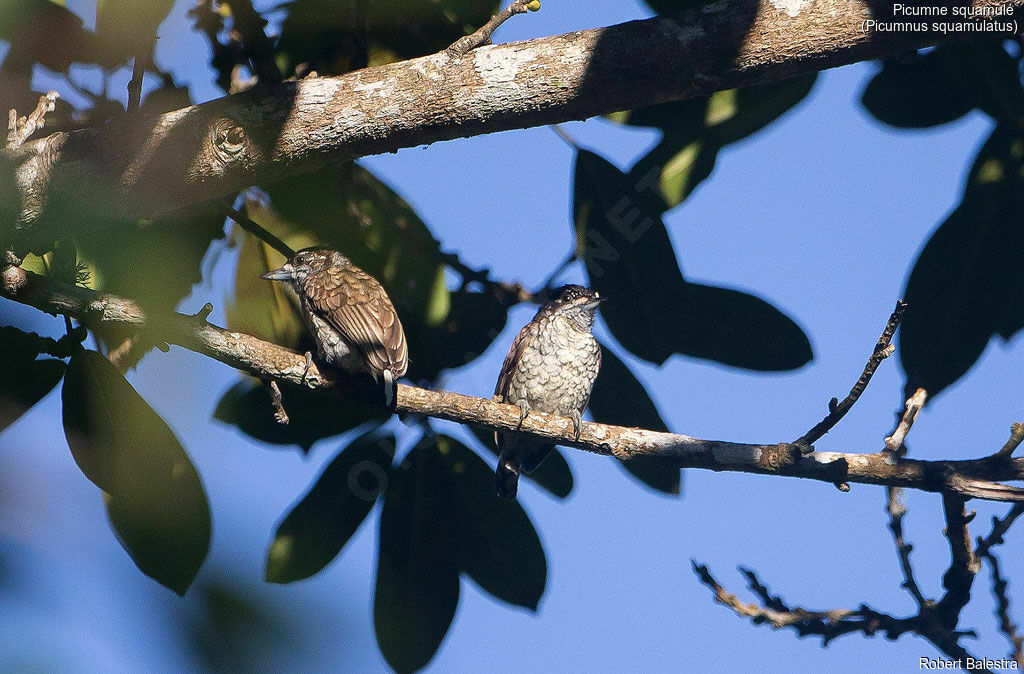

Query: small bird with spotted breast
261 247 408 406
493 284 603 499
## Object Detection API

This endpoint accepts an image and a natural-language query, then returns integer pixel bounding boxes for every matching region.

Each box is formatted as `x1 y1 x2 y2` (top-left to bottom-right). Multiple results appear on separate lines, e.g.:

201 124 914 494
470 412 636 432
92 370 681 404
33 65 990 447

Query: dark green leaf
861 42 1022 128
0 327 65 432
438 435 546 610
186 582 300 671
643 0 710 12
900 126 1024 398
266 432 394 583
618 76 815 208
574 150 811 371
276 0 497 76
227 224 307 352
213 380 385 453
96 0 176 65
374 438 459 674
413 288 510 380
712 74 818 145
62 350 210 595
77 201 228 316
468 425 573 499
588 346 680 495
574 149 683 364
675 282 812 371
0 1 99 72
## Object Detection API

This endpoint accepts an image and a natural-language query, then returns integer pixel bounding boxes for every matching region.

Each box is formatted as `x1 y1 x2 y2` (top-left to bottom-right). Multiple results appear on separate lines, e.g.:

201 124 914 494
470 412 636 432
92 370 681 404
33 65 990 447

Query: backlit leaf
438 435 546 610
62 350 210 595
374 438 459 673
267 432 394 583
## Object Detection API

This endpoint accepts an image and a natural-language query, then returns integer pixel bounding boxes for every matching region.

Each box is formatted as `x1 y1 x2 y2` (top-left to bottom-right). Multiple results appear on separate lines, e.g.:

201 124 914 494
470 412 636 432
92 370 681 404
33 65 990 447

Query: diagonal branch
695 564 988 670
794 300 906 447
6 265 1024 502
886 486 929 609
446 0 539 59
4 0 1021 241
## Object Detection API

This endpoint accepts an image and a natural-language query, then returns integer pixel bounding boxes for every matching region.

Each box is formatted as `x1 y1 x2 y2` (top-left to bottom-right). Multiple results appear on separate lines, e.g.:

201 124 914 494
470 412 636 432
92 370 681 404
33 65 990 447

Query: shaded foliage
266 431 394 583
900 126 1024 399
574 149 812 371
4 1 1023 672
0 326 66 432
62 350 210 595
589 345 680 495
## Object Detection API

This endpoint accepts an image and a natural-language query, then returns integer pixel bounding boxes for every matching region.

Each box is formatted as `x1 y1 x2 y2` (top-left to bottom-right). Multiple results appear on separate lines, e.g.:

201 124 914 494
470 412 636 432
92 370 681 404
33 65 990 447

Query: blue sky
2 1 1023 672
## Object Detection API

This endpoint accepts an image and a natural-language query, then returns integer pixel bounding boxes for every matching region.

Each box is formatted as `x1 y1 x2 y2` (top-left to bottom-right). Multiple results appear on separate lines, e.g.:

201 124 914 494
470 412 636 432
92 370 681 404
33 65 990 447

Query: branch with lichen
4 264 1024 503
5 0 1021 243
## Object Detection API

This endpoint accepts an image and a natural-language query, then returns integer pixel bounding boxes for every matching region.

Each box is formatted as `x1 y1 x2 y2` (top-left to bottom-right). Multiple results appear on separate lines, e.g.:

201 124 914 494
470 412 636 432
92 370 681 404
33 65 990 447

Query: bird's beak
584 296 605 309
260 263 294 281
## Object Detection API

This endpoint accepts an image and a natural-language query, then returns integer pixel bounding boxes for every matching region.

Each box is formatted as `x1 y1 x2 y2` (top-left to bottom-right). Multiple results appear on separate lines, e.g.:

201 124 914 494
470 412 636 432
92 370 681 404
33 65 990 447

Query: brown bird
261 247 408 405
493 285 603 499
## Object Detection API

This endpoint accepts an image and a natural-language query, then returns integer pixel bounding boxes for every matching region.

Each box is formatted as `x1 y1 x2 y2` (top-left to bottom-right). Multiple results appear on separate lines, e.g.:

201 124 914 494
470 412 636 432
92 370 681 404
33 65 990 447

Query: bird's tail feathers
495 455 520 500
383 369 395 407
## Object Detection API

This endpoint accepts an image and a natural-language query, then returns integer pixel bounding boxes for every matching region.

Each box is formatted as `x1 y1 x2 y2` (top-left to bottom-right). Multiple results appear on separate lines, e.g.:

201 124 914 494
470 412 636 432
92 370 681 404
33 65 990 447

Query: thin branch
127 56 146 113
533 250 577 298
446 0 538 59
439 250 532 304
885 387 928 453
975 503 1024 560
264 379 289 425
696 564 989 670
227 208 295 259
694 563 920 643
936 496 980 629
225 0 282 84
992 423 1024 461
6 91 59 149
886 486 929 609
985 552 1024 667
8 267 1024 502
794 300 907 447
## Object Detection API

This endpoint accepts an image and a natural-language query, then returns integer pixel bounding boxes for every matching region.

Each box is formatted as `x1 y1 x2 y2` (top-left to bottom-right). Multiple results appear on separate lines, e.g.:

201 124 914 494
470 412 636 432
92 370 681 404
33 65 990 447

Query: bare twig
127 57 146 113
264 379 289 425
886 486 929 609
992 423 1024 461
794 301 907 448
225 0 282 84
6 91 59 149
696 563 988 670
446 0 539 59
885 387 928 453
975 504 1024 666
439 251 532 304
8 267 1024 502
936 496 980 629
227 208 295 259
985 552 1024 667
975 503 1024 560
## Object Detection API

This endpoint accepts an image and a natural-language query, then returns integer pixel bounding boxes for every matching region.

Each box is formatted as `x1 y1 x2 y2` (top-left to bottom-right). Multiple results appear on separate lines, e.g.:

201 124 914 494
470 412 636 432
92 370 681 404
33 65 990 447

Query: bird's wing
494 321 534 399
304 264 408 377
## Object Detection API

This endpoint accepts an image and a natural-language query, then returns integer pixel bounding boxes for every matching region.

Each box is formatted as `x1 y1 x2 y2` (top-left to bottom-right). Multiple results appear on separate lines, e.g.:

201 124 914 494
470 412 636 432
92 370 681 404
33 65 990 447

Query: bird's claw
516 404 530 430
301 351 314 386
570 411 582 441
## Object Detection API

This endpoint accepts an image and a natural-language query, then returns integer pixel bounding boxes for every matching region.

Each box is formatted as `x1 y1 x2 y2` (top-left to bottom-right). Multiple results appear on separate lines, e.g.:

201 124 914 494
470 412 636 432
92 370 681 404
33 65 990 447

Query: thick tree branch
6 266 1024 503
4 0 1020 242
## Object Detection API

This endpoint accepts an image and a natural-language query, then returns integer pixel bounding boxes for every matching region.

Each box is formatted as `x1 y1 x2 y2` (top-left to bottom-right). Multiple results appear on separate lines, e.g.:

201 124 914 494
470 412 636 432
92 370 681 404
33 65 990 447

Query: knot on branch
210 118 251 165
760 443 802 470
